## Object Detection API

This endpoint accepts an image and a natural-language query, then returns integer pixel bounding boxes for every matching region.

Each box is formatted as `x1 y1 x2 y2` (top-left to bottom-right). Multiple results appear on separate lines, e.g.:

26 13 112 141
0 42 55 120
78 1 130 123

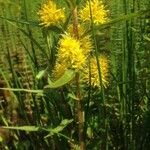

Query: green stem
88 0 106 148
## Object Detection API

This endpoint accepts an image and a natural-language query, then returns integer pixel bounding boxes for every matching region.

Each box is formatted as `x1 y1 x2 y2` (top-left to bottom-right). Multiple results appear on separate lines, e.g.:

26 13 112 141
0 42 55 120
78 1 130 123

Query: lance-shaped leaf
2 126 40 132
45 69 75 89
2 119 73 135
0 88 43 94
36 68 48 80
44 119 73 138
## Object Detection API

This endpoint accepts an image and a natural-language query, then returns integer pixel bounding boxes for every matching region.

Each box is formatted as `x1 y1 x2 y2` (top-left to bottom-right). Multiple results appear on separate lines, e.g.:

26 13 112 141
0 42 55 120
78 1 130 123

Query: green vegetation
0 0 150 149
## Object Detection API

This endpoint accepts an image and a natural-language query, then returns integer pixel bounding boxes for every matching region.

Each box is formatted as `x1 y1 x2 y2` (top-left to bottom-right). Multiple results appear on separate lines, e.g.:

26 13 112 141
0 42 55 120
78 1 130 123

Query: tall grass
0 0 150 149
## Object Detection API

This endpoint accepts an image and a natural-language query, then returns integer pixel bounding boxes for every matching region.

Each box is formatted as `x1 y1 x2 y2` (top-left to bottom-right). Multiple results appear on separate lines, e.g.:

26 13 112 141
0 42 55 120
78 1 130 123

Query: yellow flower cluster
37 1 65 27
67 24 93 56
53 34 87 79
83 55 109 87
79 0 108 25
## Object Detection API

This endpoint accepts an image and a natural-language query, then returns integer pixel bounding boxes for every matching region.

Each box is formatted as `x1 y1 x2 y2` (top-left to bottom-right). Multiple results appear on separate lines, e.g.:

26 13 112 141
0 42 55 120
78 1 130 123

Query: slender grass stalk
123 0 136 149
22 0 39 71
127 0 136 149
122 0 129 148
21 0 42 125
84 59 92 142
88 0 107 149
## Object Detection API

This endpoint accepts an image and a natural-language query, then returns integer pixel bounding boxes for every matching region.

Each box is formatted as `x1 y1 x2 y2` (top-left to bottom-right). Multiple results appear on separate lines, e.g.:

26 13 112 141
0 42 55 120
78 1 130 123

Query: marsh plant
37 0 109 149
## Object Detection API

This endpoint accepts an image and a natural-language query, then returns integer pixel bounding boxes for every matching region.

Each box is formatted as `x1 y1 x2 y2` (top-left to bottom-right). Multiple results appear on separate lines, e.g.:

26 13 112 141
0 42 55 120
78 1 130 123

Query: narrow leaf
0 88 43 94
2 126 40 132
68 93 79 100
36 69 47 80
44 119 73 138
143 35 150 41
45 70 75 89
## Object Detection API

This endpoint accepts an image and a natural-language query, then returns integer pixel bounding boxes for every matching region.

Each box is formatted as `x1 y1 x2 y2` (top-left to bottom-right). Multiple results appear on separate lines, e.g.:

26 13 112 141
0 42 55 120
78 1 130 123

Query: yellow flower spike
79 0 108 25
80 35 93 56
67 24 93 56
83 55 109 87
56 33 87 71
37 1 65 27
57 34 86 70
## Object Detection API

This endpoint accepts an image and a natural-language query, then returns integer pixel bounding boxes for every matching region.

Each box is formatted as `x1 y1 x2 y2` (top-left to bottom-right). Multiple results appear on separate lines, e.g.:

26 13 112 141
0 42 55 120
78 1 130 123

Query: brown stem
75 73 85 150
72 7 79 39
71 6 85 150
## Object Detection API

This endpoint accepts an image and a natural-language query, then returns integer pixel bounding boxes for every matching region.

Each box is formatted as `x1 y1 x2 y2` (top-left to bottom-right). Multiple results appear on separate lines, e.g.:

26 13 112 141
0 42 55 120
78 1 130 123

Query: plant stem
71 5 85 150
75 73 85 150
88 0 106 148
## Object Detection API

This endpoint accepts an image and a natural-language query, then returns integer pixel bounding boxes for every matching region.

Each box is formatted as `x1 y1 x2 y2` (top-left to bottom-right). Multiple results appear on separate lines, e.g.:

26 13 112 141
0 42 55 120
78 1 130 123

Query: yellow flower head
67 24 93 56
83 55 109 87
37 0 65 27
79 0 108 25
80 35 93 56
56 33 86 71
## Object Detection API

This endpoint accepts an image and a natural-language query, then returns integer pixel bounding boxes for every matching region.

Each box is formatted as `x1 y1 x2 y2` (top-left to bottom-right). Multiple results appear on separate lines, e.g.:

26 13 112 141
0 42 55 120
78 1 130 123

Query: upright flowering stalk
52 5 87 148
38 0 109 149
37 0 65 27
71 5 86 150
79 0 108 25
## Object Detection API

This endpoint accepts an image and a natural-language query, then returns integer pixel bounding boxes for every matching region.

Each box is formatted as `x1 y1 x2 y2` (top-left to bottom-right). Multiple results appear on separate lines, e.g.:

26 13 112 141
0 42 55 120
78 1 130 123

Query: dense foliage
0 0 150 149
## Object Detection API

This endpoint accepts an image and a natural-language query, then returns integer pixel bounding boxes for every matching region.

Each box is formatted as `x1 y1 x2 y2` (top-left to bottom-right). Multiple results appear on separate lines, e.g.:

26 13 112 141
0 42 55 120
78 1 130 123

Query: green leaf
44 119 73 138
87 127 93 139
45 70 75 89
101 10 150 28
0 88 43 94
2 126 40 132
60 119 73 126
143 35 150 41
83 9 150 36
0 137 3 142
36 69 47 80
0 16 38 26
2 119 73 134
68 93 79 100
